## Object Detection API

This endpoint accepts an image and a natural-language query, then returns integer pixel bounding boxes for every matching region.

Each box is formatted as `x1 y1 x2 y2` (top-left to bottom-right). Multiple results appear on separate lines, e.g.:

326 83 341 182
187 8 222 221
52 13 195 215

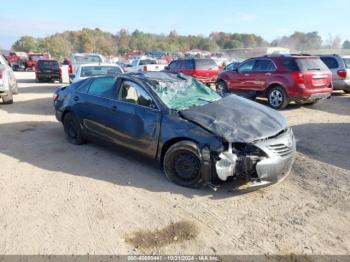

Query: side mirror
164 66 169 70
126 64 133 68
234 67 240 73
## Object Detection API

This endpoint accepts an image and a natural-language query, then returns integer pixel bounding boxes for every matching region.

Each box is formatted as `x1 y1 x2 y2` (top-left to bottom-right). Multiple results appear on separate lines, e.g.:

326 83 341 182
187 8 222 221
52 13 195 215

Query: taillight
337 70 347 79
0 71 2 79
143 65 148 72
58 68 62 75
53 93 59 102
68 64 73 74
292 72 304 84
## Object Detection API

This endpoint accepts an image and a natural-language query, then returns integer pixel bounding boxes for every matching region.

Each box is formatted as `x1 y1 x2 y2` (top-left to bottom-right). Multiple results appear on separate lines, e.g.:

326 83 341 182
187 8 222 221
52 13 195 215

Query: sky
0 0 348 49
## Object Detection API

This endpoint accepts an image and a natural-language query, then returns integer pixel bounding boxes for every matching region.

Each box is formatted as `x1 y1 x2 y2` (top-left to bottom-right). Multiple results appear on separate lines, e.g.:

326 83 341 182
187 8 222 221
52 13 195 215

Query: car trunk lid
295 57 332 88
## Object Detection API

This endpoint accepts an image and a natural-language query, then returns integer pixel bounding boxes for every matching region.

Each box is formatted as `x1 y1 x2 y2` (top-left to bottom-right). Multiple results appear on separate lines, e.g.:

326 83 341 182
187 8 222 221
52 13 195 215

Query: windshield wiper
307 68 320 71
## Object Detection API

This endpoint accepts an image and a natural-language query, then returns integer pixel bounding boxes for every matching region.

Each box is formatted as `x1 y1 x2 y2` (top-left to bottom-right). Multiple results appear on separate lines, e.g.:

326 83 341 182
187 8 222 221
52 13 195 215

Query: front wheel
63 113 85 145
2 90 13 104
267 86 289 110
163 141 205 188
217 80 228 95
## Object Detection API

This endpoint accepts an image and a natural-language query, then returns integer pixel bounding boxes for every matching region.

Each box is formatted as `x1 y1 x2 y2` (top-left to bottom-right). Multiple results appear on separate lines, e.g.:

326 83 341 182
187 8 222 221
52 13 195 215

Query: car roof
37 59 58 62
79 63 120 67
257 54 319 59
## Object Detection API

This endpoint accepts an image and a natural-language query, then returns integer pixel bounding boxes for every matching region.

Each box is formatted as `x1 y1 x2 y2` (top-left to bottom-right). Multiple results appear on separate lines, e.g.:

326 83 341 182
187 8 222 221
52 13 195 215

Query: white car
0 54 18 104
71 53 107 74
127 56 167 72
72 64 124 83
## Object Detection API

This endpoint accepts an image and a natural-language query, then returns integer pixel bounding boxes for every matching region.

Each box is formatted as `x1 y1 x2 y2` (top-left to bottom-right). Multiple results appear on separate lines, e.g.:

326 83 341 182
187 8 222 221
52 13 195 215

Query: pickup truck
26 53 50 71
6 52 28 71
127 57 167 72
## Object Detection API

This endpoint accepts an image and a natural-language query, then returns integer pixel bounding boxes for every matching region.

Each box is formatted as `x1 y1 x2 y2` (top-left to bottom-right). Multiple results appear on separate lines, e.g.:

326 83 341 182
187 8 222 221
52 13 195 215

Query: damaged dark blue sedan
53 72 296 189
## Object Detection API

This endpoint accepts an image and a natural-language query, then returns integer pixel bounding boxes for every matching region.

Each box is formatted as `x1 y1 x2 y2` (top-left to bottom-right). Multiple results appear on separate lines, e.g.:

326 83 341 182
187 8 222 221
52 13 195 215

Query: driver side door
108 80 162 158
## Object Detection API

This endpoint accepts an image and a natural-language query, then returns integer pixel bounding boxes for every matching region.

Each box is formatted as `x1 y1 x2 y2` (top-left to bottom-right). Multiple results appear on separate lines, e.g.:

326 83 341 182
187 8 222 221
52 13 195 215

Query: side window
169 61 177 70
118 81 155 108
320 57 339 69
184 60 194 69
239 60 255 72
281 59 299 71
76 79 91 93
254 59 276 71
177 60 185 70
88 77 117 99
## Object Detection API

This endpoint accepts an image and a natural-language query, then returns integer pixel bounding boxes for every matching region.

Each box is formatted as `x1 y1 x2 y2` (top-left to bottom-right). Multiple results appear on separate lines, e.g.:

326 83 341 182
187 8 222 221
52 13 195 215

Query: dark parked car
217 55 333 109
53 72 296 189
35 60 61 83
166 58 219 85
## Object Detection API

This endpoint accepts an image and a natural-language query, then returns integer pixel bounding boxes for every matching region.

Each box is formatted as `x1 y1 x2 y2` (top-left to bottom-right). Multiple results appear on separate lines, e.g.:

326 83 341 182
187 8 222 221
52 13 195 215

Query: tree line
11 28 350 59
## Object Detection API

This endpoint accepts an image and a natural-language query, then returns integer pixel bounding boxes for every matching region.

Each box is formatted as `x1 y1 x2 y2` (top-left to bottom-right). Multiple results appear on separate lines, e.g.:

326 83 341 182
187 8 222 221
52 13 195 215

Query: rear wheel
163 141 205 188
2 90 13 104
63 113 85 145
267 86 289 109
344 90 350 94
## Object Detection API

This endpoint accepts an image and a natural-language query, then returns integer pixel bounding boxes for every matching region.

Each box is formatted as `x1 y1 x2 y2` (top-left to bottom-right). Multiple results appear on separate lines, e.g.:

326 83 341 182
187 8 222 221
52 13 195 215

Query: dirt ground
0 72 349 255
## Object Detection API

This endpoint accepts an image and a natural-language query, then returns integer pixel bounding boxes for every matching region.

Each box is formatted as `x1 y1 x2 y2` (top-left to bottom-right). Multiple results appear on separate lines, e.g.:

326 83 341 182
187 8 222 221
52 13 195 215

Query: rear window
281 59 299 71
139 59 157 65
320 57 339 69
73 55 102 64
343 58 350 69
31 55 47 61
38 61 59 69
295 58 329 72
195 59 217 69
80 66 122 77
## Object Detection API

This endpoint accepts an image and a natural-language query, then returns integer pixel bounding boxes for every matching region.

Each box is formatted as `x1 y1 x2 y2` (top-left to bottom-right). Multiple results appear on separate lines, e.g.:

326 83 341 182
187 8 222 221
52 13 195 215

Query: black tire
2 90 13 104
163 141 205 188
267 86 289 110
217 80 228 95
63 113 85 145
344 90 350 94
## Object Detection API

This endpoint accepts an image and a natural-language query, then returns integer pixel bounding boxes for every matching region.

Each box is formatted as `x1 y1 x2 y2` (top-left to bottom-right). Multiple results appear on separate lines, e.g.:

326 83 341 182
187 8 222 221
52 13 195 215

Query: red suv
166 58 219 84
217 55 333 109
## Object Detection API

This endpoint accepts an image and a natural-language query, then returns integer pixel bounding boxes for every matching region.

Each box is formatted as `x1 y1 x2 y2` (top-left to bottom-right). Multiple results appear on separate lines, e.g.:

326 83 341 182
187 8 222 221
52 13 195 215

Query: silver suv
0 54 18 104
319 54 350 93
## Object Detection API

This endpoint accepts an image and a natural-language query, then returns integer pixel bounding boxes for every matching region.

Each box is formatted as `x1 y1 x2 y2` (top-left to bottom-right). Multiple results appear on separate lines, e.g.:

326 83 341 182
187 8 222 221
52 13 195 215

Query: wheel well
160 137 197 166
265 83 285 97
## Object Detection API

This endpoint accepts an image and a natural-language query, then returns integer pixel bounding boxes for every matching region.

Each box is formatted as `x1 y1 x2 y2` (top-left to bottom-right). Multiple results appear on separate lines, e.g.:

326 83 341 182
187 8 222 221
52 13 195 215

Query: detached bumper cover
254 128 296 185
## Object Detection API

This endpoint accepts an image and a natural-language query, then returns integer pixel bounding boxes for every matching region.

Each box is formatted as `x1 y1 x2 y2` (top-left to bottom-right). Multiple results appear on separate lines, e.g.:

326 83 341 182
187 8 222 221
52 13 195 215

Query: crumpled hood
180 95 287 143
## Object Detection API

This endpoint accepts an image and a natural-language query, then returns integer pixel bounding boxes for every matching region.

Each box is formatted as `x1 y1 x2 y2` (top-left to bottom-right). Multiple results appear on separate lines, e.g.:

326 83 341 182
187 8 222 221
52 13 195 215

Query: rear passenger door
75 77 118 140
252 59 277 91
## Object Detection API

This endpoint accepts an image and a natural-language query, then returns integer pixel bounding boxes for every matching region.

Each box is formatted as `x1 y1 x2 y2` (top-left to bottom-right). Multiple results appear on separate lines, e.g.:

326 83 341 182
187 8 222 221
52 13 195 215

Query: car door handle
244 74 250 76
73 96 79 101
111 105 118 112
265 73 272 76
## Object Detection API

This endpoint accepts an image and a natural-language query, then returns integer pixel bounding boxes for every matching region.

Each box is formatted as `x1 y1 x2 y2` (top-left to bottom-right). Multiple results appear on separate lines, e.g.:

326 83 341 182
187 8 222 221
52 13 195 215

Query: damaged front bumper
215 128 296 189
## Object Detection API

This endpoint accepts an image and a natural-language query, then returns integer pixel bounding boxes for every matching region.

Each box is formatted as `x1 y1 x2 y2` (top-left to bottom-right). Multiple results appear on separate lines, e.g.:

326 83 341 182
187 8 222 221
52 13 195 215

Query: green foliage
11 28 333 59
271 31 323 51
12 36 38 53
342 40 350 49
